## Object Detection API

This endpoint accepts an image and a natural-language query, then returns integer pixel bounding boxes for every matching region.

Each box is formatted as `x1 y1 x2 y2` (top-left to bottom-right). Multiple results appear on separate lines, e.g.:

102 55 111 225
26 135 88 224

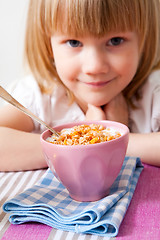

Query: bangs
45 0 141 37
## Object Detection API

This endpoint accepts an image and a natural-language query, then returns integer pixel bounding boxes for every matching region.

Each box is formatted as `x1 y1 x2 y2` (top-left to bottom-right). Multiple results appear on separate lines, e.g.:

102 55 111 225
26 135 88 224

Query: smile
81 80 112 87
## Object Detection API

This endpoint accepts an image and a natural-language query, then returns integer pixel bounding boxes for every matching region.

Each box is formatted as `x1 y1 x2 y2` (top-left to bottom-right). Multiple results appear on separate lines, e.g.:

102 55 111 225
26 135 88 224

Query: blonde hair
25 0 160 106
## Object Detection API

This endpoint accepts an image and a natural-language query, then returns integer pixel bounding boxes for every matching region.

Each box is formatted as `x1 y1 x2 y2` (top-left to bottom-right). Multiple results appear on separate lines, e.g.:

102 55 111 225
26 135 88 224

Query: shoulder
136 70 160 99
130 70 160 133
11 75 40 96
148 69 160 81
9 75 85 132
9 75 43 113
144 70 160 89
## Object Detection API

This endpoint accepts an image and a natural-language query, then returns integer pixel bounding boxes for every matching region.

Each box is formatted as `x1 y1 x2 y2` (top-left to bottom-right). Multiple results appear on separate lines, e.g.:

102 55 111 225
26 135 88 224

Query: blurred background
0 1 29 106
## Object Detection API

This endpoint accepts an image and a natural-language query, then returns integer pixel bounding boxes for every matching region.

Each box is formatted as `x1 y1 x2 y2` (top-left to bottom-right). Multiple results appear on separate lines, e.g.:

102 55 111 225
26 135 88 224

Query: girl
0 0 160 171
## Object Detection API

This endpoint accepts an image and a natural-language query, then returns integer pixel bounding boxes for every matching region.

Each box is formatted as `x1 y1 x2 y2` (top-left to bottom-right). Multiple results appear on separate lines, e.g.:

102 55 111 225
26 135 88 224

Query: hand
103 93 129 126
85 104 106 120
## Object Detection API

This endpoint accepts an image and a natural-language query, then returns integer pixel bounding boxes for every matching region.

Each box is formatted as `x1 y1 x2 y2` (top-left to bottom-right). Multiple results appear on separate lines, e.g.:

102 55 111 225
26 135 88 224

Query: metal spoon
0 86 60 137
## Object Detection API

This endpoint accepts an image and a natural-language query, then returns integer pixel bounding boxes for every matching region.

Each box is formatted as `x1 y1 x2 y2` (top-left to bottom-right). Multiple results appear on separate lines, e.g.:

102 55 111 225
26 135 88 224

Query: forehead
47 0 139 37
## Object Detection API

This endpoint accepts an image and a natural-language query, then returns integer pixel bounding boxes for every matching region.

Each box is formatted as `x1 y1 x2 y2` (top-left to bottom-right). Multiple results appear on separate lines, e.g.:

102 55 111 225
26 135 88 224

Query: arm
86 94 160 167
127 132 160 167
103 94 160 166
103 93 129 125
0 105 47 171
86 93 128 125
85 104 106 120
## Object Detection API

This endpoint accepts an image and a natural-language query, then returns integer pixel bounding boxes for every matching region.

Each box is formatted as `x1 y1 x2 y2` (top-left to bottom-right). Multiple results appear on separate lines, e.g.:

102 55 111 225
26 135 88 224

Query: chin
88 99 109 107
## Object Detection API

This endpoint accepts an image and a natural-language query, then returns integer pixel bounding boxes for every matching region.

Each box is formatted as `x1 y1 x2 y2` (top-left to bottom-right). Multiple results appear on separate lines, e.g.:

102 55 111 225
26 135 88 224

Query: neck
74 97 88 114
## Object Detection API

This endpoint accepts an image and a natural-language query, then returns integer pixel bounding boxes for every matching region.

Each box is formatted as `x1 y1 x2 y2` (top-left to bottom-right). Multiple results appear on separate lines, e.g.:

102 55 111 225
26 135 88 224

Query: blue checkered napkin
3 157 143 237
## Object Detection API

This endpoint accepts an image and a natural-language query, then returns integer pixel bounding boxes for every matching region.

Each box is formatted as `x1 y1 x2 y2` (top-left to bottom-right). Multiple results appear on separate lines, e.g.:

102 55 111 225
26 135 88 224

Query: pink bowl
40 120 129 202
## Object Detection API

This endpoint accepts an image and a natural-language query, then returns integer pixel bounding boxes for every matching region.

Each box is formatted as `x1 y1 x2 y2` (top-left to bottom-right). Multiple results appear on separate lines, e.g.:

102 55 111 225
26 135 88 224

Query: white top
129 70 160 133
10 70 160 133
10 77 85 133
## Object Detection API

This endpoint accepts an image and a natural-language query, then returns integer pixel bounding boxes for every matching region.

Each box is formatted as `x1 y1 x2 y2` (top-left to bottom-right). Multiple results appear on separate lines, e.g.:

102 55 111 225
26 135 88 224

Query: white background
0 0 29 106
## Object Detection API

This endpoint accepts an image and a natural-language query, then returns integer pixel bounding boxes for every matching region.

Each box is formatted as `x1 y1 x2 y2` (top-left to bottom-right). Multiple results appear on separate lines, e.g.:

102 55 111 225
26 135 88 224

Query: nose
82 48 109 75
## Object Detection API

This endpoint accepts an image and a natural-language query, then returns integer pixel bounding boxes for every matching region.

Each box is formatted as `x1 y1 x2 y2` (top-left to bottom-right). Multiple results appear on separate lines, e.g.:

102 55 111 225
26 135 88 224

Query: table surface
0 163 160 240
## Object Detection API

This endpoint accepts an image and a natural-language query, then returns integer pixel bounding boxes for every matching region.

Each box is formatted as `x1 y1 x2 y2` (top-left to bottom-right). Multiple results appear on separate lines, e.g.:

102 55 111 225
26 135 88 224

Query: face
51 31 140 111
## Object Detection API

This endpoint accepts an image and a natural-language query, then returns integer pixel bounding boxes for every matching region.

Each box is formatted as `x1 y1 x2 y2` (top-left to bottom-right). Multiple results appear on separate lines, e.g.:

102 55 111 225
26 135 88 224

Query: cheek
116 52 139 80
55 61 67 79
52 46 69 80
54 59 76 90
53 53 79 85
126 56 139 80
54 55 70 80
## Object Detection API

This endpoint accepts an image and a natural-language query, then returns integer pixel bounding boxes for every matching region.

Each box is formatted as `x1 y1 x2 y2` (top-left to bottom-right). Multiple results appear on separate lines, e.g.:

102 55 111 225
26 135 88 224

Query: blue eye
108 37 124 46
67 40 82 48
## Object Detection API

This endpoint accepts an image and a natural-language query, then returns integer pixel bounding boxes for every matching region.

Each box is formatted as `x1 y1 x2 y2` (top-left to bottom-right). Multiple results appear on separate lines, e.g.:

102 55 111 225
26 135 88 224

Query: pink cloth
1 223 52 240
118 164 160 239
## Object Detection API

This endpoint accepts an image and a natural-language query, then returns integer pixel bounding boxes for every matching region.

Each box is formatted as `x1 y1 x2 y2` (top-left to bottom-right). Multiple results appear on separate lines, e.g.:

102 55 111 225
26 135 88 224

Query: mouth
81 80 112 88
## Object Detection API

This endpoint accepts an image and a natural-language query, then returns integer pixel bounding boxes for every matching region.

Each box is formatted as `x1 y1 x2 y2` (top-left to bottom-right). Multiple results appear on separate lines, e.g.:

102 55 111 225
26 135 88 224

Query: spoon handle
0 86 59 136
